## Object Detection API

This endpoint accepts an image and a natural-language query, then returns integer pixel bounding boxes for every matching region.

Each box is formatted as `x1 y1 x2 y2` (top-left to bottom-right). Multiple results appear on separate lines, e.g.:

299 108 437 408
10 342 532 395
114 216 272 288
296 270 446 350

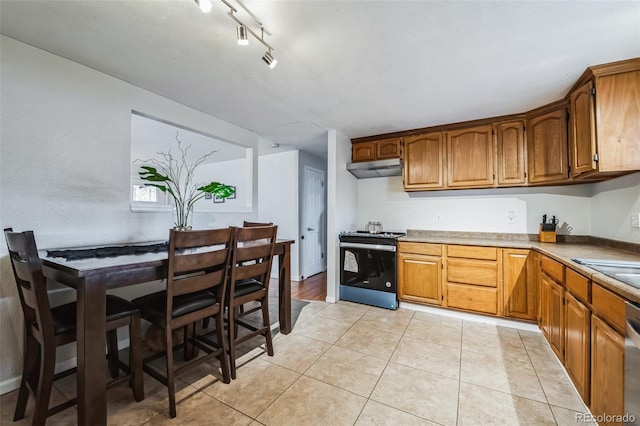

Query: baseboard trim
325 296 336 303
398 301 540 332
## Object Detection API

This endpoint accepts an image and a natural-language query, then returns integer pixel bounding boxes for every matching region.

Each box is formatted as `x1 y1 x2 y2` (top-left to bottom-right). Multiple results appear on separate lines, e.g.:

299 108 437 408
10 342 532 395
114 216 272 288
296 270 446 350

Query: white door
302 166 325 279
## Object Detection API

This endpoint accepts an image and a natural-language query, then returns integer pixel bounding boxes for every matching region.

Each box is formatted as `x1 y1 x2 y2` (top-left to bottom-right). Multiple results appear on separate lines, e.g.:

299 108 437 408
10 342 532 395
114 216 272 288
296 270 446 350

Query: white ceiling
1 1 639 159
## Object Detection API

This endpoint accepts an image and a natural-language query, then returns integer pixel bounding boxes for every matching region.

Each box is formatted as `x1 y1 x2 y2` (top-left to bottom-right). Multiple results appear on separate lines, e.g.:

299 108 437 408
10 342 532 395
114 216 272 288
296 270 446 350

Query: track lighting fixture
195 0 278 69
262 50 277 69
236 25 248 45
194 0 212 14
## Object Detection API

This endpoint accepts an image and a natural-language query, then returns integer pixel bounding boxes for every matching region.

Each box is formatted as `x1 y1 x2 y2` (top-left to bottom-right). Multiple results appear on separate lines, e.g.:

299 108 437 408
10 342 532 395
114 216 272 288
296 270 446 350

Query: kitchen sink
572 258 640 290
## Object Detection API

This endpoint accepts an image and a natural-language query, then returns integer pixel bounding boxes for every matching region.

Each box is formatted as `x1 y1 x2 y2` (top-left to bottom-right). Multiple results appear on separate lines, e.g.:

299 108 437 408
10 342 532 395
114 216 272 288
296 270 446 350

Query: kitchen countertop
399 231 640 304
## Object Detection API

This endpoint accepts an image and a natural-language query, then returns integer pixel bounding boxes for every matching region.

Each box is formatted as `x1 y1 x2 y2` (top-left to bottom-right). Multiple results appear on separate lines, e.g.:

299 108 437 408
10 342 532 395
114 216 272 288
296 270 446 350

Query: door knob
307 227 315 231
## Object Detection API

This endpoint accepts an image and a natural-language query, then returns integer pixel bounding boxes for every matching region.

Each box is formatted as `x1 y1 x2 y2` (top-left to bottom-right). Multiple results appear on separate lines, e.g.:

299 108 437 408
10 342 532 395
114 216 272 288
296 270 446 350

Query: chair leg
32 344 56 426
202 317 210 329
228 305 237 380
261 298 274 356
182 325 191 361
165 326 177 418
14 333 38 421
129 314 144 402
107 330 120 378
216 313 230 384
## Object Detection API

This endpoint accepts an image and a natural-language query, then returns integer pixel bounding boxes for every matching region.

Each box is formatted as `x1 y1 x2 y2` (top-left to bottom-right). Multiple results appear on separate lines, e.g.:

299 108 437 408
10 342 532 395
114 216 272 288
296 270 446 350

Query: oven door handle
339 242 396 252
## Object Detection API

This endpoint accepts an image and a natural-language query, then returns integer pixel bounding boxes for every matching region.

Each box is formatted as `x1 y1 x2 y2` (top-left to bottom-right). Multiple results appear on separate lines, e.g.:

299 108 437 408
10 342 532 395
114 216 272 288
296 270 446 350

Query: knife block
538 225 557 242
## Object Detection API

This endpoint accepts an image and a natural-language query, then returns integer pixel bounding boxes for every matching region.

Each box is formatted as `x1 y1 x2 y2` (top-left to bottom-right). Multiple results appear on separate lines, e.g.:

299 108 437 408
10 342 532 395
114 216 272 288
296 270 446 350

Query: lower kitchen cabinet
547 278 565 361
539 256 565 361
564 291 590 403
590 314 625 426
502 249 536 320
446 245 500 315
398 243 443 305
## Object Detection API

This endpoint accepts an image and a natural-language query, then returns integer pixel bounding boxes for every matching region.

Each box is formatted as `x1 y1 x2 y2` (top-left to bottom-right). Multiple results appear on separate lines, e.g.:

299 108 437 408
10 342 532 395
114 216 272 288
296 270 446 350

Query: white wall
0 36 261 392
355 172 640 243
591 172 640 243
258 151 300 280
327 130 358 303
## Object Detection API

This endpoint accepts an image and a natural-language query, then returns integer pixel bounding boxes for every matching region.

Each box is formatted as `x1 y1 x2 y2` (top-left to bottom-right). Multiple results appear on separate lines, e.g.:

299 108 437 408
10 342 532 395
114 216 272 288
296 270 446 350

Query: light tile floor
0 300 595 425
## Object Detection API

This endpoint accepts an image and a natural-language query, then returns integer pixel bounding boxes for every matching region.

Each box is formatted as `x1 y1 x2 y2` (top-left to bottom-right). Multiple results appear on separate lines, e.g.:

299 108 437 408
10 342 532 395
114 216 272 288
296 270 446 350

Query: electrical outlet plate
632 213 640 228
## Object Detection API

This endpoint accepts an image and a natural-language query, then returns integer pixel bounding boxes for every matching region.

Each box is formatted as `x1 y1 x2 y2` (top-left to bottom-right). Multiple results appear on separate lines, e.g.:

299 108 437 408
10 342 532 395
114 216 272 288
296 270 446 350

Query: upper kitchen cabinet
351 141 376 162
495 120 527 186
446 125 494 188
351 137 402 162
568 58 640 179
403 132 445 190
526 101 569 184
376 138 402 159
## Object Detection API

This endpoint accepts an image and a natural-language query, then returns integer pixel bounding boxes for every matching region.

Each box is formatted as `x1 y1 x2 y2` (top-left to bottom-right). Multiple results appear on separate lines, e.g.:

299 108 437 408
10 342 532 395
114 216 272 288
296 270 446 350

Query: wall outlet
507 210 516 224
632 213 640 228
435 214 442 223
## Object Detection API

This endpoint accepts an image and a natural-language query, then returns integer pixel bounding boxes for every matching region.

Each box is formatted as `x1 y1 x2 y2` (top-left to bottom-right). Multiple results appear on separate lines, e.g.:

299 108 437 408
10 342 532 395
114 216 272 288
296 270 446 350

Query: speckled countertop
399 230 640 304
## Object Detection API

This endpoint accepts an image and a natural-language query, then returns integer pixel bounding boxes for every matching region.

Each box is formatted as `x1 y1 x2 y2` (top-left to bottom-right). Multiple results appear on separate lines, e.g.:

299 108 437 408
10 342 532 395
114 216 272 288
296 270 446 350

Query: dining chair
4 228 144 426
226 225 278 379
131 227 232 418
202 221 275 329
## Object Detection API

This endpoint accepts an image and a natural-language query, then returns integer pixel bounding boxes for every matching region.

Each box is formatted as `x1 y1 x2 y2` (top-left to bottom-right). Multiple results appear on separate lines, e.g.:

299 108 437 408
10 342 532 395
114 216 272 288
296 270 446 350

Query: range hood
346 158 402 179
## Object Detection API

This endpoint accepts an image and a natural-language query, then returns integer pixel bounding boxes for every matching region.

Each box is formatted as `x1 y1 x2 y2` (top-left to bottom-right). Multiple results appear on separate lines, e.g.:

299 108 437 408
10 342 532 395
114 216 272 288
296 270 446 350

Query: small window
132 184 158 203
130 178 170 212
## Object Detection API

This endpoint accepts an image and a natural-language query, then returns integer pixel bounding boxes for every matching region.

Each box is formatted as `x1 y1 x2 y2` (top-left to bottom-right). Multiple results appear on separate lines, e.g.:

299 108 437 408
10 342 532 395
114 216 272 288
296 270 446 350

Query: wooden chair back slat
173 249 229 274
242 221 273 228
172 269 226 297
173 227 231 249
234 262 270 282
235 245 273 263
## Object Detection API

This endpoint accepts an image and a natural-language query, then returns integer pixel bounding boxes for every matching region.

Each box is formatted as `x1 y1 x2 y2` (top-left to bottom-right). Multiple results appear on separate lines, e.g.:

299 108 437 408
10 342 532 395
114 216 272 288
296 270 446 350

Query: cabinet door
527 107 568 183
565 292 591 403
496 121 527 186
548 277 565 361
446 125 494 188
540 272 551 338
352 142 376 162
403 133 445 190
376 138 402 160
596 70 640 173
570 80 597 177
591 315 625 426
503 249 536 320
398 252 442 305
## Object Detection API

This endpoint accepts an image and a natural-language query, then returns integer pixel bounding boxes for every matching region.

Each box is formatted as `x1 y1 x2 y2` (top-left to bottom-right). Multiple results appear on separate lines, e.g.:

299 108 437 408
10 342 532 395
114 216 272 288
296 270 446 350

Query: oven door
339 242 396 293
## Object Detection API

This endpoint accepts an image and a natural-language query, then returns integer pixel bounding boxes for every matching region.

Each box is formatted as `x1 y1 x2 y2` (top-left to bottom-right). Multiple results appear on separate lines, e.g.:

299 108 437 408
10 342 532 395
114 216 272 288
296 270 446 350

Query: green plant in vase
137 133 235 230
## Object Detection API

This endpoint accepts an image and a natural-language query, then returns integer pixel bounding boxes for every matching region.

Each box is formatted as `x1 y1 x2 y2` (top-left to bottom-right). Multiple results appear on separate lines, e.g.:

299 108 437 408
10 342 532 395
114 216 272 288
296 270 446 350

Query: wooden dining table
40 238 294 426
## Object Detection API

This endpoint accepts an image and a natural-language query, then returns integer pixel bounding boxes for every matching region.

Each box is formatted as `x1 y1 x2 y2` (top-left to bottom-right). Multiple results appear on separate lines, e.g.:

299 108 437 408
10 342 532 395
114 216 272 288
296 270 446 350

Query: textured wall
0 36 260 392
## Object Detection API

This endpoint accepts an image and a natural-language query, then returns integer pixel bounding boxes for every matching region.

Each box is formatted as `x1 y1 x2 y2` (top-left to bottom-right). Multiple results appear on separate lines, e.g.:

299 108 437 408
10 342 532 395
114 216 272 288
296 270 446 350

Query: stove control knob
385 281 392 288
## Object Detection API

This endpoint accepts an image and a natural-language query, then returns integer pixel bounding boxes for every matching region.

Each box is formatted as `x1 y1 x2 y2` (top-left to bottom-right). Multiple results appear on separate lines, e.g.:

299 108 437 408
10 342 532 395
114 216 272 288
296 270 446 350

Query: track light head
195 0 212 13
236 26 249 45
262 51 278 69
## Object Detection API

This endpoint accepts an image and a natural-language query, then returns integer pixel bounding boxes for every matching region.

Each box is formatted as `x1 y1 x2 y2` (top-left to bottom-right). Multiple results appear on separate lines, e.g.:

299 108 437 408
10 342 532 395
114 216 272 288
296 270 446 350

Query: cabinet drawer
541 256 564 283
398 242 442 256
447 283 498 314
447 245 497 260
566 268 590 303
592 283 626 333
447 258 498 287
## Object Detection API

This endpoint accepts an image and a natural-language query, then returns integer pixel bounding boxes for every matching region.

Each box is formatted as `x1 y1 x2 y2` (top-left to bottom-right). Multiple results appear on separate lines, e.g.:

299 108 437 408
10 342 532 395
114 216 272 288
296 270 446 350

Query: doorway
301 165 326 279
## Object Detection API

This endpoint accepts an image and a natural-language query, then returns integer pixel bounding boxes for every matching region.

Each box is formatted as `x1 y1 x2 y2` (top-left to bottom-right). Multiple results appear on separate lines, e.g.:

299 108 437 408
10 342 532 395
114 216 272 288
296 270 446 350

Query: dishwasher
626 301 640 425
